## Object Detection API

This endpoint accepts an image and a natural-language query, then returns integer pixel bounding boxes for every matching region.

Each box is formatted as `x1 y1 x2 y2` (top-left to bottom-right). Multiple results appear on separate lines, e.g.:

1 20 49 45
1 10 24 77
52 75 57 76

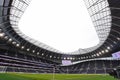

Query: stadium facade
0 0 120 74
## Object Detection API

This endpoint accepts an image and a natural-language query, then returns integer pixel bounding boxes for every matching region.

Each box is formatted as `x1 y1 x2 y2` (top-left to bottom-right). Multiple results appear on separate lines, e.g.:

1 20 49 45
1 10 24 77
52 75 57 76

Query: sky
19 0 99 53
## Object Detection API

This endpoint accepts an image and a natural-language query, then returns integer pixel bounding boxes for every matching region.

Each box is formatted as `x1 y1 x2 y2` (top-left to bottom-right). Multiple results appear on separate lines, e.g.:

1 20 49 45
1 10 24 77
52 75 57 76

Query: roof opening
19 0 99 53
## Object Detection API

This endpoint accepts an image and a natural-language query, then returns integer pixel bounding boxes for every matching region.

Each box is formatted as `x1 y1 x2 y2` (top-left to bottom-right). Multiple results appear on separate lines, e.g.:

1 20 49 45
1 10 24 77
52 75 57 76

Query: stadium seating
59 60 120 74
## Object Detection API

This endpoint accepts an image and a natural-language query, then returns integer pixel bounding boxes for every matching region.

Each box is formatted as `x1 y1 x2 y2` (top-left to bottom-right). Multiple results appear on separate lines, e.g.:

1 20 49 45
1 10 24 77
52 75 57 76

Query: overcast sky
19 0 99 53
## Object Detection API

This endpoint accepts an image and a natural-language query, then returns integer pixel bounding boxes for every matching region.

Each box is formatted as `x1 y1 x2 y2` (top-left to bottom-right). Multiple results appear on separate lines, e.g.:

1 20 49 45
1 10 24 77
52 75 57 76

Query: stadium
0 0 120 80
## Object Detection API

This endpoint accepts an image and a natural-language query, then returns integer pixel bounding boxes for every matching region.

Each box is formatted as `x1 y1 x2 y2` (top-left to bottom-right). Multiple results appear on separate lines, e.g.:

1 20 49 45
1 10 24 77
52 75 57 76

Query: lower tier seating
59 60 120 74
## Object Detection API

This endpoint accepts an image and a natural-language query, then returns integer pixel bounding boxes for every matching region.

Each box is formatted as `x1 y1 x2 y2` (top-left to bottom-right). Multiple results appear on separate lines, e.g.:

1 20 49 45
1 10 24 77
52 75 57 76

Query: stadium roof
0 0 120 61
9 0 111 55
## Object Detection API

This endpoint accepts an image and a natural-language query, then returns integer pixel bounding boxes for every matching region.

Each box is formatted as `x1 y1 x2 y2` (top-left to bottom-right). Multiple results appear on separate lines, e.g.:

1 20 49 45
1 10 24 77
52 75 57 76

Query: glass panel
0 0 4 6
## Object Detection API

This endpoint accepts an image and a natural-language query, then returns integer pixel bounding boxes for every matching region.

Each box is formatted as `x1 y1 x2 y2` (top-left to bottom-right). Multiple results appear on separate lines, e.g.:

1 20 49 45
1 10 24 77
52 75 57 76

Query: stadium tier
0 0 120 74
60 60 120 74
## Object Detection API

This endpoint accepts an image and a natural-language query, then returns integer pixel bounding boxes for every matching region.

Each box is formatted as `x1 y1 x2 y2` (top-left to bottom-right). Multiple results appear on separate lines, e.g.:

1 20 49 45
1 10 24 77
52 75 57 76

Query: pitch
0 73 115 80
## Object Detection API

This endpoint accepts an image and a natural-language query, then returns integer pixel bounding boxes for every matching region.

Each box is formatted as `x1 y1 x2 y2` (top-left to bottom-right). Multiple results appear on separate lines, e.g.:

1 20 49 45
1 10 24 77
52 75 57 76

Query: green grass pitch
0 73 116 80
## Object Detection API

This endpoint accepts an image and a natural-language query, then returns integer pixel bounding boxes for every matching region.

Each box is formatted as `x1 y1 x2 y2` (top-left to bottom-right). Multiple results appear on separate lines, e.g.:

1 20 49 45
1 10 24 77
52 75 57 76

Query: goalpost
0 66 7 73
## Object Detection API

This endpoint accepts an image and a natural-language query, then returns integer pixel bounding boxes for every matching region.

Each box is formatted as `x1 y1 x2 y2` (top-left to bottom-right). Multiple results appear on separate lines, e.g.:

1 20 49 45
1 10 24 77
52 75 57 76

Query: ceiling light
0 33 5 37
117 37 120 40
8 38 12 42
16 44 20 47
99 52 102 55
96 53 100 56
107 46 110 50
42 53 44 56
12 42 16 44
70 57 73 60
27 48 30 51
4 36 8 40
67 57 70 59
32 50 35 53
21 46 25 49
105 49 109 53
64 57 66 60
50 56 52 58
37 52 39 55
102 50 104 53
